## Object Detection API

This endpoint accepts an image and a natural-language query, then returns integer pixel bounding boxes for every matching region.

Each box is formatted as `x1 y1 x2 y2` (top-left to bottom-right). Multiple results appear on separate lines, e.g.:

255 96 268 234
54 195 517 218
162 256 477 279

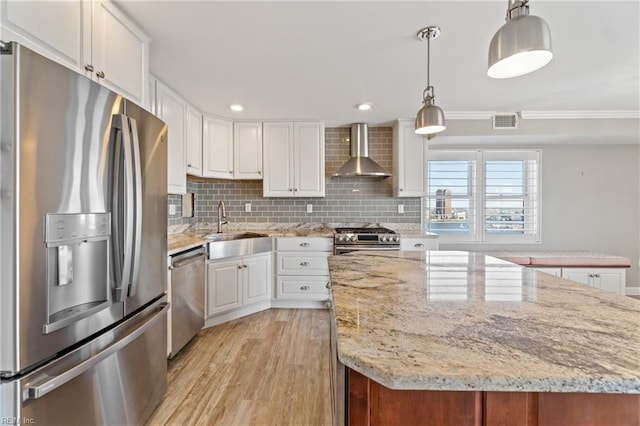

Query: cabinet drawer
277 276 330 300
277 253 329 275
276 237 332 252
400 237 439 251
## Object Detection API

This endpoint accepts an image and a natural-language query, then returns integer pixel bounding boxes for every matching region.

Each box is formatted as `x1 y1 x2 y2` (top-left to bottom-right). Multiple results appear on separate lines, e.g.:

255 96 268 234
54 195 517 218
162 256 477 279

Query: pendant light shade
415 98 446 135
415 26 446 136
488 0 552 79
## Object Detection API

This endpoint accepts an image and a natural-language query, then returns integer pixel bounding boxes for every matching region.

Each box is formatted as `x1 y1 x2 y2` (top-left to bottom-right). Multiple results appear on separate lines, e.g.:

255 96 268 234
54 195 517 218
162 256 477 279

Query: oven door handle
334 246 400 251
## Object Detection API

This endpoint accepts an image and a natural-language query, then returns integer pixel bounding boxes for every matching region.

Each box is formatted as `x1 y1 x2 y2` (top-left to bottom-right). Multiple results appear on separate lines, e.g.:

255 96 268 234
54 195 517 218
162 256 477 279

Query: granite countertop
328 250 640 394
167 224 336 255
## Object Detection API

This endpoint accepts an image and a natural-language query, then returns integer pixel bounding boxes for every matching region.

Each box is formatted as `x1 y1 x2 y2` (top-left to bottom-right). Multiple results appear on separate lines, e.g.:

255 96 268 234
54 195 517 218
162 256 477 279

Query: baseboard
625 287 640 296
203 299 328 328
270 299 328 309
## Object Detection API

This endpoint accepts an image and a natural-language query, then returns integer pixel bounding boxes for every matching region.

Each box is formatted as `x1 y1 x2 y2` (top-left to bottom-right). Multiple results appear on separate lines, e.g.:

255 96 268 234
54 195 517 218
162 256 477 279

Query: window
426 150 540 243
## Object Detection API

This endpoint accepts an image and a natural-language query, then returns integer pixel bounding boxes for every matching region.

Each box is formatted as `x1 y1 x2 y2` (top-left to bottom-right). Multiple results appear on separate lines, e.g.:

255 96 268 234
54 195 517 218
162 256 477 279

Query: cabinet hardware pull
229 170 233 174
326 301 333 309
594 273 600 278
289 188 293 192
300 242 310 247
300 261 310 267
96 70 105 79
84 64 94 72
415 243 424 248
187 163 192 167
238 265 243 269
258 171 261 174
300 285 310 291
400 188 403 191
325 282 330 289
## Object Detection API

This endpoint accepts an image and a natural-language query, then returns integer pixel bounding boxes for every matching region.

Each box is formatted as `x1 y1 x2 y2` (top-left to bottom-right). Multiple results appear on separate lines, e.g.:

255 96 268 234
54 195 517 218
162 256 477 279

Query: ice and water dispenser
44 213 111 333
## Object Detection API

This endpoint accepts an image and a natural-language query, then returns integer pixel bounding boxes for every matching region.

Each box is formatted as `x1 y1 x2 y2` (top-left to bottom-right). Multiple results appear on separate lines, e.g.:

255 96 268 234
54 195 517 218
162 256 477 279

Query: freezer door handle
128 117 143 297
24 303 169 401
112 115 135 301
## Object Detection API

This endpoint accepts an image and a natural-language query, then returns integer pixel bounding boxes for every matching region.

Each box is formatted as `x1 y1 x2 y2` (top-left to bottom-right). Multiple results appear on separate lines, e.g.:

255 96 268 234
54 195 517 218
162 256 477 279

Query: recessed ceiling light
356 103 373 111
229 104 244 112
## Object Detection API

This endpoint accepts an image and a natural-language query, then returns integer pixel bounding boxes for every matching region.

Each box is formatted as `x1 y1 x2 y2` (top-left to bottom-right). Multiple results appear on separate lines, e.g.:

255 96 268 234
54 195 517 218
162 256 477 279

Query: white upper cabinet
263 122 325 197
393 119 427 197
185 105 203 176
1 0 150 106
155 80 186 194
233 122 263 180
202 116 234 179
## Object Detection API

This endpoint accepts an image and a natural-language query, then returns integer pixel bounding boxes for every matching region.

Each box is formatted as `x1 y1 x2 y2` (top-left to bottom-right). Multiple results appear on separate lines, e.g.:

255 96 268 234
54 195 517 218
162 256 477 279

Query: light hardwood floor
146 309 332 426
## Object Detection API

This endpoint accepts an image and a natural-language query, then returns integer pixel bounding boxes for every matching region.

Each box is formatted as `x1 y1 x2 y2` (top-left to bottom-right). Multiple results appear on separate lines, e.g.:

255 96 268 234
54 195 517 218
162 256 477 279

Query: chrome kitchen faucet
217 200 229 233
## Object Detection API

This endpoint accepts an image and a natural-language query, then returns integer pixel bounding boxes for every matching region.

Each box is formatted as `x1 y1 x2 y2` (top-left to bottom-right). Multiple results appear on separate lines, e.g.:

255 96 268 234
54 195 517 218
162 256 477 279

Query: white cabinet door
560 268 625 295
243 254 271 305
206 260 242 317
393 120 427 197
595 270 625 294
294 122 325 197
91 1 149 106
263 122 294 196
202 116 233 179
1 1 149 107
561 268 592 287
0 0 88 73
155 81 186 194
263 122 324 197
185 105 203 176
233 122 263 179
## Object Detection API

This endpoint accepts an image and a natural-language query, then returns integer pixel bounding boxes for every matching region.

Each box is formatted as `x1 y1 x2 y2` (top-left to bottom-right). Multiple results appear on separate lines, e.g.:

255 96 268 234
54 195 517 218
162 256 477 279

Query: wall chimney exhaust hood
332 123 391 178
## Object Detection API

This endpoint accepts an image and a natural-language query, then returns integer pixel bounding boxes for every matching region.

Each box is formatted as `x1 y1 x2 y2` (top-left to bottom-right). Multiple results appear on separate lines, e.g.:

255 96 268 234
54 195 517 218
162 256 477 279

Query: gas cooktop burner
334 227 396 234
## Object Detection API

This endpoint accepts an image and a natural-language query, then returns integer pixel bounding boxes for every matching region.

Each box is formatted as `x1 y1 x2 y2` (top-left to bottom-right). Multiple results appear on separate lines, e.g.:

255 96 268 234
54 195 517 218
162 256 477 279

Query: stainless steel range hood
332 123 391 178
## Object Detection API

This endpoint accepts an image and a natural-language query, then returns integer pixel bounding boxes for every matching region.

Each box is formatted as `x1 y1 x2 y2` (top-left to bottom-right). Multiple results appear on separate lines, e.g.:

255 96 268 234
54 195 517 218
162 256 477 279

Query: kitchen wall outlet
245 203 252 212
306 204 313 213
398 204 404 214
169 204 177 215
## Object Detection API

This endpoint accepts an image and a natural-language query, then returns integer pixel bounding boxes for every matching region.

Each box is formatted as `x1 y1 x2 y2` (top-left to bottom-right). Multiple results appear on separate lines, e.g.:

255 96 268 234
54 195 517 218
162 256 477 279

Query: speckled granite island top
328 250 640 394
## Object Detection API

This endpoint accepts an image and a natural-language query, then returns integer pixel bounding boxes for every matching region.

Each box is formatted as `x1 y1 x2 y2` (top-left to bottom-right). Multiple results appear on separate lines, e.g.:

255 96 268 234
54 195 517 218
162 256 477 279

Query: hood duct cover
332 123 391 178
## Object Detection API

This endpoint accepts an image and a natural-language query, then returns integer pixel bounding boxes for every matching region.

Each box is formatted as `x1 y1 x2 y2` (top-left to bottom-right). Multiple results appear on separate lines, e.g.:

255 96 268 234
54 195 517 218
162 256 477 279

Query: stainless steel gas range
333 227 400 255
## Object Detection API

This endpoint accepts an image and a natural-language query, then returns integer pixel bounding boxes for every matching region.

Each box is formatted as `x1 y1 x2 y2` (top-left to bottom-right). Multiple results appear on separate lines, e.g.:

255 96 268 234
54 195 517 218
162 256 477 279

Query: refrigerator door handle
112 114 135 301
24 303 169 401
128 117 143 297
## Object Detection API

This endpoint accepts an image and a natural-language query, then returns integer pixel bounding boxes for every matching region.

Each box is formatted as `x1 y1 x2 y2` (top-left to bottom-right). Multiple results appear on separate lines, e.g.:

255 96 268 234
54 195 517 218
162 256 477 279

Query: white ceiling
116 1 640 132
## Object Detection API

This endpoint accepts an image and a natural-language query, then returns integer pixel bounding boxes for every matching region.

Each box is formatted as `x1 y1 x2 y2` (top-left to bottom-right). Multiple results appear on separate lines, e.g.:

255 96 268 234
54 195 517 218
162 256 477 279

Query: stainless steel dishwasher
169 246 206 358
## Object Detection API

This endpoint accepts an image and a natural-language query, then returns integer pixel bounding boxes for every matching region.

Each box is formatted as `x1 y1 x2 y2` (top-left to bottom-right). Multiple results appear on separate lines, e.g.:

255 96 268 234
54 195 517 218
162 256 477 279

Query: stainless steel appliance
332 123 391 178
168 247 206 358
333 227 400 255
0 42 168 425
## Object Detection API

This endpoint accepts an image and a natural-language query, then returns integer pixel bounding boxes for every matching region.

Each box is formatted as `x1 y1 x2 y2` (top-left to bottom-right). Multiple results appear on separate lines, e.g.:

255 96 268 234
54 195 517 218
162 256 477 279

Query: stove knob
394 236 400 242
337 236 344 242
381 236 388 242
350 235 357 242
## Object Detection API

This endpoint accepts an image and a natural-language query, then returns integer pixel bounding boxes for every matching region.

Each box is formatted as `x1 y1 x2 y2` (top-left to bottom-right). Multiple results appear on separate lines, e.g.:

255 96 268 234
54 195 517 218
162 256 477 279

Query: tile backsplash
168 126 421 227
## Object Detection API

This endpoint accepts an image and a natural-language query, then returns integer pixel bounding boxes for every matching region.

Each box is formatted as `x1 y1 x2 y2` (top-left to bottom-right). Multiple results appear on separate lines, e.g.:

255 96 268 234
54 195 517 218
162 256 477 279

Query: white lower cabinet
561 267 626 295
274 237 332 303
206 253 271 317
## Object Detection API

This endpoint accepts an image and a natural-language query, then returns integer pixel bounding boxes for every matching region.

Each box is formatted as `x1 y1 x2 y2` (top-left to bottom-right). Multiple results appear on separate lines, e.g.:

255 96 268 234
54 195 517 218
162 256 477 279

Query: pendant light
488 0 552 79
415 26 446 136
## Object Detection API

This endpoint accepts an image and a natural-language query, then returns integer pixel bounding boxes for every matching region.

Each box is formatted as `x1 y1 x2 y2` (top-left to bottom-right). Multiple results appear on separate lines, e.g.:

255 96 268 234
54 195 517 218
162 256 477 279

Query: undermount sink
203 232 268 242
204 232 272 260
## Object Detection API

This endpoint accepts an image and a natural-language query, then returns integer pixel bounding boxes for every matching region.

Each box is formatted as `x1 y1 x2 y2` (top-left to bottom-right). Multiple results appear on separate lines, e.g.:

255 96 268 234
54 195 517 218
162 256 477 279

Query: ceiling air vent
493 113 518 129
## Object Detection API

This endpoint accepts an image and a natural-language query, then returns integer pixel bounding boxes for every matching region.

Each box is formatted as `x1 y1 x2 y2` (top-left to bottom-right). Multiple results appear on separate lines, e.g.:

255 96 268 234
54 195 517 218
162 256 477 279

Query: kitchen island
328 251 640 426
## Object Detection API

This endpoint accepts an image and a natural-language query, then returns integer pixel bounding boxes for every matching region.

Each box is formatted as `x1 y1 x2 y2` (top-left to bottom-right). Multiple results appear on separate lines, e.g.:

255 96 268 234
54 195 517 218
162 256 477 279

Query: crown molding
519 110 640 119
441 110 640 120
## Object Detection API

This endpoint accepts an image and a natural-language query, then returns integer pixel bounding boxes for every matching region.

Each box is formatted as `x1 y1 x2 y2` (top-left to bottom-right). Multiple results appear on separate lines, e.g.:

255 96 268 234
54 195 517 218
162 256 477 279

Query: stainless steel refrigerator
0 41 168 425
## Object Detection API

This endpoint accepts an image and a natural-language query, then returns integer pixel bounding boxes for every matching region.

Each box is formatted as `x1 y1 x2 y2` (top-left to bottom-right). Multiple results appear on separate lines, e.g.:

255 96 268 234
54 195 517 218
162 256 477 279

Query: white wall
434 143 640 292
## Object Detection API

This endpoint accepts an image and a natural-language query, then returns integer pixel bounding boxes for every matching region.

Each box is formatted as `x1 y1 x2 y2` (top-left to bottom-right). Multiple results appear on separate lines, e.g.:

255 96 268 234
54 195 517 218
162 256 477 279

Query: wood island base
347 369 640 426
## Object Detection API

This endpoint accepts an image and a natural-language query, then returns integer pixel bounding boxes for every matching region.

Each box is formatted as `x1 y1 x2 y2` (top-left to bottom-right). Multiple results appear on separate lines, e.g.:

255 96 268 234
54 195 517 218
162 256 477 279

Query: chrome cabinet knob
300 285 310 291
300 261 310 267
300 242 310 247
325 282 330 289
415 243 424 248
84 64 94 72
96 70 105 79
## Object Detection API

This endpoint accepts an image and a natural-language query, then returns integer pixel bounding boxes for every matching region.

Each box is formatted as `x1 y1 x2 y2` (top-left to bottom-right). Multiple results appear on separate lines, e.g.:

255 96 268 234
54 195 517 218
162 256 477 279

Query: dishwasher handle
170 247 206 269
172 253 206 269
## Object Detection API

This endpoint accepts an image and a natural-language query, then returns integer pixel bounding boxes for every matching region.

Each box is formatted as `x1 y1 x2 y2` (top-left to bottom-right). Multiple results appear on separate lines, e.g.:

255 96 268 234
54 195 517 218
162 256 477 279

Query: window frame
426 149 541 244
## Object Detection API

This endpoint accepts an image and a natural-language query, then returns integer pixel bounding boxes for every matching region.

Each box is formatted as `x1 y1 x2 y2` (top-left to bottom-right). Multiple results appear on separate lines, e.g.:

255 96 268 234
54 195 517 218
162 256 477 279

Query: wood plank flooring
146 309 332 426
